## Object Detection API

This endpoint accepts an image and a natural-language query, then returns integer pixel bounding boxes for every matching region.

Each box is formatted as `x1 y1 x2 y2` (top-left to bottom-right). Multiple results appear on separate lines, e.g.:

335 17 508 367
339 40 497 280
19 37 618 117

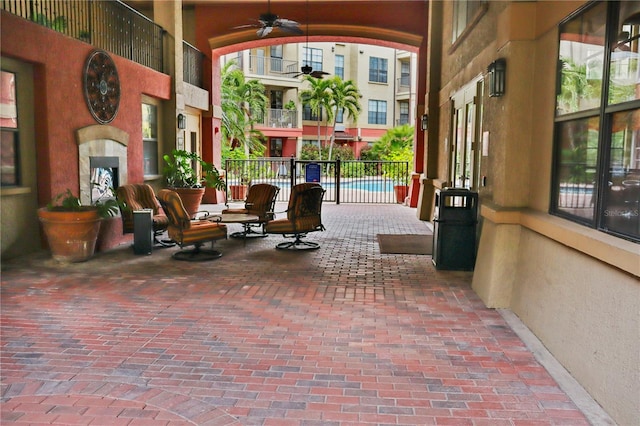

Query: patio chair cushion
222 183 280 222
264 183 325 250
116 184 169 234
157 189 227 248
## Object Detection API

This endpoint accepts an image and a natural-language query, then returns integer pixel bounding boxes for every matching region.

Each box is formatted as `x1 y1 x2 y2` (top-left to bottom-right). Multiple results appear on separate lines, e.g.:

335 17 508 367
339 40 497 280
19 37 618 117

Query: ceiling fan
233 0 303 38
286 0 330 79
290 64 330 79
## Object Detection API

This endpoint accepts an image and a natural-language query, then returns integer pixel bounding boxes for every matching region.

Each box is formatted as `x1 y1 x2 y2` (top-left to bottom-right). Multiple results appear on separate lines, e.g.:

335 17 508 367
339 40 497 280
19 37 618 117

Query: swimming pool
338 180 397 192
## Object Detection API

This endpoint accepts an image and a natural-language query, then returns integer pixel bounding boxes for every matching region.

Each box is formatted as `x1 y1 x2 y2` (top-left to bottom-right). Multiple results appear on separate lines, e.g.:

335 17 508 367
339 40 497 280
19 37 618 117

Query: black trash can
432 188 478 270
133 209 153 255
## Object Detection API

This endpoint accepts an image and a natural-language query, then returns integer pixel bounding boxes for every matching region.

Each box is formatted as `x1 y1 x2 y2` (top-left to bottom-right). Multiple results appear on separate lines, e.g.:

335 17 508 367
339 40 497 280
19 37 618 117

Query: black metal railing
224 158 410 205
1 0 164 73
183 41 203 87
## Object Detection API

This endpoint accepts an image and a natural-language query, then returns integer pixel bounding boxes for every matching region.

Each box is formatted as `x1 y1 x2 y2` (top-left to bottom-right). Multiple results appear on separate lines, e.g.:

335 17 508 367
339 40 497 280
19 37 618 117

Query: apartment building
223 42 417 158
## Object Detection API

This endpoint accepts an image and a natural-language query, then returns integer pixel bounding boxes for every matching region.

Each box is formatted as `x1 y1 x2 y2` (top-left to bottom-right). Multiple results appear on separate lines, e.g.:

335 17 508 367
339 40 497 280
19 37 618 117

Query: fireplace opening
90 156 119 204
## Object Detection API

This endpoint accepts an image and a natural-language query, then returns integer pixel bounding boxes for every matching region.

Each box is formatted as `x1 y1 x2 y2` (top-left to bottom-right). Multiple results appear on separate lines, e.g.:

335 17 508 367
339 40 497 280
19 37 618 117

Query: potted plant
283 100 296 128
230 173 251 200
37 189 121 262
372 125 414 204
163 149 225 217
384 162 410 204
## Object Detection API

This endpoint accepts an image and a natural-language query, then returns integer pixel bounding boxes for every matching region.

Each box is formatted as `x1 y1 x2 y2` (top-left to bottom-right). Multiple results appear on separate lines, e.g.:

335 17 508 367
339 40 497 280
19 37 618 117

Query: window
452 0 485 43
369 57 388 83
336 108 344 123
1 70 19 186
400 61 410 88
399 102 409 125
236 51 243 68
270 90 283 109
142 103 158 176
368 100 387 125
254 48 265 75
303 104 322 121
270 45 283 73
552 1 640 242
303 47 323 73
335 54 344 79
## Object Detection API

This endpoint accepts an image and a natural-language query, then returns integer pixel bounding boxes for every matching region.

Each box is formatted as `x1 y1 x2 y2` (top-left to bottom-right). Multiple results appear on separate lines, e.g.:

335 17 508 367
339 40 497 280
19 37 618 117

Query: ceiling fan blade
257 26 273 37
310 70 330 78
232 22 259 30
276 19 303 35
276 18 300 26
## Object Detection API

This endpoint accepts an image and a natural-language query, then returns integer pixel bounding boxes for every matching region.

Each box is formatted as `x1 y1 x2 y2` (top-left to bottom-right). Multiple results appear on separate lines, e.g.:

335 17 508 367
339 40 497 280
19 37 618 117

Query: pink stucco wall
0 11 172 207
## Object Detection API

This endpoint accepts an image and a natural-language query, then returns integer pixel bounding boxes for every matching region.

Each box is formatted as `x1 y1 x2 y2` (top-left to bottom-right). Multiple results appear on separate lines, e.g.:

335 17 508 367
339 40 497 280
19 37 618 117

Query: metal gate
224 158 409 204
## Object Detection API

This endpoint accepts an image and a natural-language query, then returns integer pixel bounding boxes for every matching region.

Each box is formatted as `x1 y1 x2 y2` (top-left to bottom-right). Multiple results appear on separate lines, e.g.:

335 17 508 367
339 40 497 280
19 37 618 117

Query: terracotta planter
172 187 205 218
37 207 102 262
229 184 247 201
394 185 409 204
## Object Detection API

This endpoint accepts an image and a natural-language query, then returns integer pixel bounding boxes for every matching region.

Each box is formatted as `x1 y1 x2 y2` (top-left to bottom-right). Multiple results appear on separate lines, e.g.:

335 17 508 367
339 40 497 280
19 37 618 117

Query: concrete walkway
1 203 594 425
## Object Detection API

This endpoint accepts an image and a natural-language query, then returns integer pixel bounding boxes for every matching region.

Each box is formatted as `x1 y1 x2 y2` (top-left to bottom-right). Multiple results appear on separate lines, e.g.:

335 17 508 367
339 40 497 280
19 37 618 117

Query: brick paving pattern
1 203 590 425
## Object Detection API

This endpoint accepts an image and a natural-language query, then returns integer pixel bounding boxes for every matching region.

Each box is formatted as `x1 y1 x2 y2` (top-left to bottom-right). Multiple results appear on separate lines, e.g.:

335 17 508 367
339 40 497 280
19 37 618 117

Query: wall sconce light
488 58 506 97
420 113 429 131
177 113 186 129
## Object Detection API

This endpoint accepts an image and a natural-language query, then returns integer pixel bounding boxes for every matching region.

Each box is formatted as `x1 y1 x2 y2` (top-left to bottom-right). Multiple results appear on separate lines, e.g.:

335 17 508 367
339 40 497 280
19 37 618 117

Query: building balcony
255 109 298 129
0 0 203 83
397 76 411 94
246 55 300 80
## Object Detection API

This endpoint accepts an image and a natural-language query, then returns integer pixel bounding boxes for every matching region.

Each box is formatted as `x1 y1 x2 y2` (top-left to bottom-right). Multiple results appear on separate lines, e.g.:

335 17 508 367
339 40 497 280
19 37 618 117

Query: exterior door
185 109 200 158
270 138 283 157
449 79 483 190
256 49 265 75
271 90 283 126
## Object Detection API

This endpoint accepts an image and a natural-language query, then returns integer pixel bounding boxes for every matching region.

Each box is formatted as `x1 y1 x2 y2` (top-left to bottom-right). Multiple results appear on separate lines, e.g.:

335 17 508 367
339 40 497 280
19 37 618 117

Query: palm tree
326 76 361 162
221 62 245 152
371 124 414 185
299 76 333 159
221 60 268 157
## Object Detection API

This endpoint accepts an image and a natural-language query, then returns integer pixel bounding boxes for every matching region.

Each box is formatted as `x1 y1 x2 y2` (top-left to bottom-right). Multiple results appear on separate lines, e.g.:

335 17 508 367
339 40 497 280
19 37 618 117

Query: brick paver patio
1 203 591 425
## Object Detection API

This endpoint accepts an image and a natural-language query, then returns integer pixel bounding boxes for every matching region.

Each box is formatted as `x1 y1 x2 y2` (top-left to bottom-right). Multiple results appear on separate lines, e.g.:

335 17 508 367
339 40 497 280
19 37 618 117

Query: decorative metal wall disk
83 50 121 124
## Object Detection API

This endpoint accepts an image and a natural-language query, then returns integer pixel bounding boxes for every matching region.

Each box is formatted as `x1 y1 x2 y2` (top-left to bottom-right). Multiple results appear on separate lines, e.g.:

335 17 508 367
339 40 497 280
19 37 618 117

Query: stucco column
153 0 182 156
416 0 443 221
471 2 536 308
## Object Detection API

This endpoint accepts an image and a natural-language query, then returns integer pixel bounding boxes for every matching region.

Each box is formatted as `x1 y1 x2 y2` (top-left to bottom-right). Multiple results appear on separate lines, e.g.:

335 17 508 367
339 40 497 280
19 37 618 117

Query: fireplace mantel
76 125 129 205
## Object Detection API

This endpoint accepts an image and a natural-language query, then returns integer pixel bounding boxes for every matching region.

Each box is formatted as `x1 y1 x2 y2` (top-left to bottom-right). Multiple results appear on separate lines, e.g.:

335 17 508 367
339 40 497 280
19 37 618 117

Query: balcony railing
397 75 411 93
255 108 298 128
183 41 203 87
248 55 299 78
396 117 410 126
1 0 165 73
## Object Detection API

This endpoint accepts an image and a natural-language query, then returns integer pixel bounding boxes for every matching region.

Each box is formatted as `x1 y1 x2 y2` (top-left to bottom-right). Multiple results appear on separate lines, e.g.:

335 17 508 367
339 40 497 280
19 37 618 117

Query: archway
189 1 429 206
